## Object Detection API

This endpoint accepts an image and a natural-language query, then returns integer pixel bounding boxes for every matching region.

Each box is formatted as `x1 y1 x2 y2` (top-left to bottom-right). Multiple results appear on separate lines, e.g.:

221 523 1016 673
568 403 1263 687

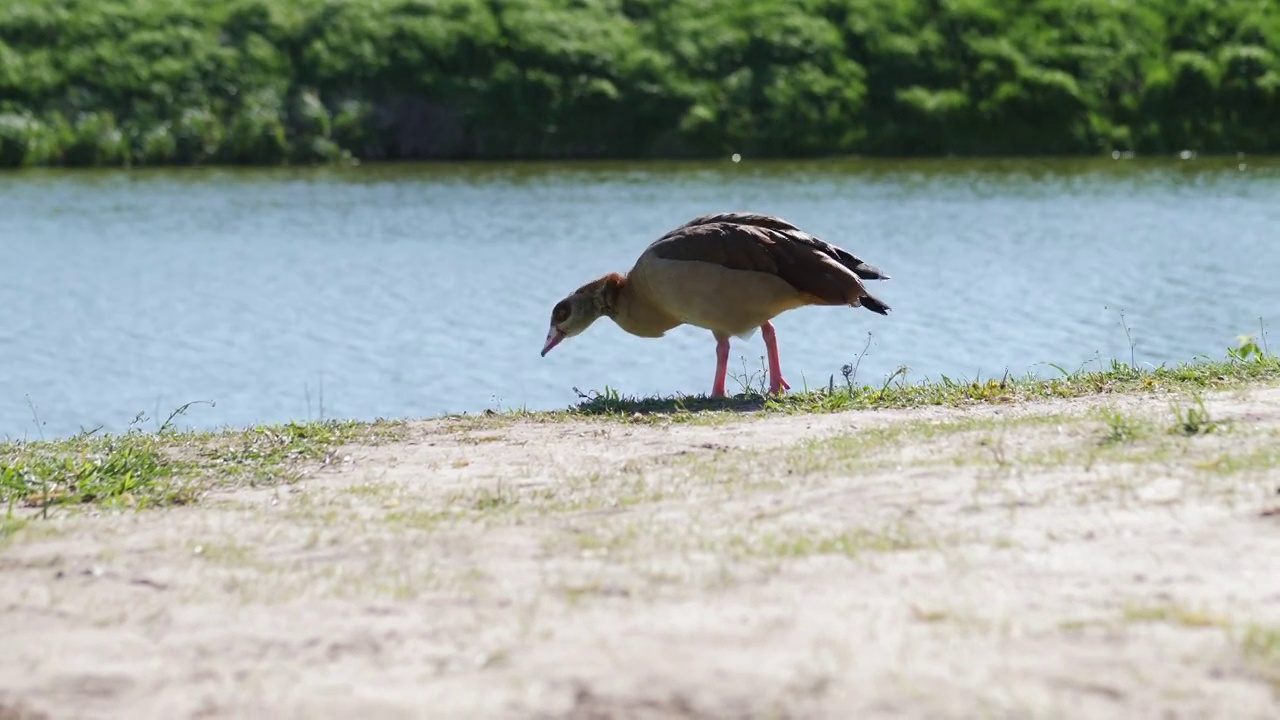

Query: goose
540 212 891 397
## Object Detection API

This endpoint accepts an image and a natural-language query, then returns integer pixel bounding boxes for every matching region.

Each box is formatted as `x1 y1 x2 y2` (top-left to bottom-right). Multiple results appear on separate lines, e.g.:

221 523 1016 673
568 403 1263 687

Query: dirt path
3 386 1280 719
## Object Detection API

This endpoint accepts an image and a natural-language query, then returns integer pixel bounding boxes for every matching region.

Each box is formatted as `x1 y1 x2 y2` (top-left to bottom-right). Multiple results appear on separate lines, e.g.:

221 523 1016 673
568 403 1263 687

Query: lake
2 157 1278 440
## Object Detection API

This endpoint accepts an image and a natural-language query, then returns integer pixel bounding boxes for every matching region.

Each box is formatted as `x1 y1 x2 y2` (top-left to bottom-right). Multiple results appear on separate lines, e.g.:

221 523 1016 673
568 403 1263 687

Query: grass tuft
1121 603 1231 628
1241 624 1280 696
0 418 406 513
1169 393 1220 436
728 524 927 559
1 431 187 512
1 514 28 545
1243 624 1280 661
1096 407 1149 446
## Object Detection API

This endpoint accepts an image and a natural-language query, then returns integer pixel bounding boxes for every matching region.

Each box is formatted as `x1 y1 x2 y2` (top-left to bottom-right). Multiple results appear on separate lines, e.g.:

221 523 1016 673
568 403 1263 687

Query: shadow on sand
569 388 774 416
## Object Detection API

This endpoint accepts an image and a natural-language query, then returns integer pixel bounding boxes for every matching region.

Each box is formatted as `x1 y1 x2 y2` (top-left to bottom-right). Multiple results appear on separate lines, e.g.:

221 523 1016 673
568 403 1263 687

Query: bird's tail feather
851 262 890 281
860 294 891 315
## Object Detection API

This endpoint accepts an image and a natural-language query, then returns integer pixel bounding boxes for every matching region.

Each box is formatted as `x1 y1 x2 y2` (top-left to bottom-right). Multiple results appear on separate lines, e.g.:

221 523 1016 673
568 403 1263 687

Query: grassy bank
1 0 1278 168
3 338 1277 513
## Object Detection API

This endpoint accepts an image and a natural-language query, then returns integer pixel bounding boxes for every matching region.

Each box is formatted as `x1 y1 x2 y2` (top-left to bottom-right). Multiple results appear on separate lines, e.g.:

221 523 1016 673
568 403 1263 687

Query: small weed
1121 603 1230 628
561 582 630 604
1170 393 1219 436
1 514 28 545
729 524 926 559
574 526 639 555
1242 624 1280 660
1058 618 1096 633
462 485 521 512
1229 327 1269 364
831 331 874 392
910 606 954 623
466 434 504 444
1240 623 1280 695
728 355 771 396
977 435 1009 467
190 540 258 566
1194 445 1280 475
1105 305 1139 369
1097 407 1148 445
384 508 451 531
343 482 398 499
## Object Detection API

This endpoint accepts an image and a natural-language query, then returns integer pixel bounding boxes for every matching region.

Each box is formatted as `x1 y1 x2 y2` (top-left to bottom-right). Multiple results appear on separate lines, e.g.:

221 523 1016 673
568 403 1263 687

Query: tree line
1 0 1277 167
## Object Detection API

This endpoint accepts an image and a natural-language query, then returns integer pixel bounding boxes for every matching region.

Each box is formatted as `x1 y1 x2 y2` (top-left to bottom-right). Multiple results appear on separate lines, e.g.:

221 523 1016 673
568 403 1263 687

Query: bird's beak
541 325 566 357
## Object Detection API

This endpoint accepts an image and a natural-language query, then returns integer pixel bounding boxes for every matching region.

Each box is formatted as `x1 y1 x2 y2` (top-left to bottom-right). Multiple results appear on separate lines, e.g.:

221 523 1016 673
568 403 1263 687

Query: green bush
0 0 1277 167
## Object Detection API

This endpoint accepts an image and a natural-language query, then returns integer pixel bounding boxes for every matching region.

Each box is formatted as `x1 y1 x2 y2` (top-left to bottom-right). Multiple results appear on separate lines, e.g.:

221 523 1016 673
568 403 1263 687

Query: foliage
0 0 1278 163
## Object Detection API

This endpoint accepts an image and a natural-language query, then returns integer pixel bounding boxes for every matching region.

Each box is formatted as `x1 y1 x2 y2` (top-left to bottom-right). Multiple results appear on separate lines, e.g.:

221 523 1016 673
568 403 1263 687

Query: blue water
2 157 1278 439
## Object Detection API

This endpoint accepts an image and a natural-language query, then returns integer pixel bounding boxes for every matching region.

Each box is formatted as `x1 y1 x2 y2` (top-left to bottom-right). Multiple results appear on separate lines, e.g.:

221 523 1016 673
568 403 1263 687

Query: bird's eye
552 301 570 324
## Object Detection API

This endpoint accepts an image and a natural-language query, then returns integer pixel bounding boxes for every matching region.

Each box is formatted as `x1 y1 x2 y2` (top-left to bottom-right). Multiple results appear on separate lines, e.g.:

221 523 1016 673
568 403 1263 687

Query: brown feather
572 272 626 316
660 212 889 281
645 220 891 310
669 211 802 234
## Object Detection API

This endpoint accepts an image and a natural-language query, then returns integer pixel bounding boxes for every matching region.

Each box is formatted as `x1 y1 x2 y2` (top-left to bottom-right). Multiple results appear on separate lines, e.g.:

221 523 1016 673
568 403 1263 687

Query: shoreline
2 153 1279 176
3 348 1278 515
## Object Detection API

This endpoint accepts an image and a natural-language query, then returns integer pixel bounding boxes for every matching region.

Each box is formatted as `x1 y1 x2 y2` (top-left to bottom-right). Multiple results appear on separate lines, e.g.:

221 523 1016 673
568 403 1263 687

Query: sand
2 386 1279 719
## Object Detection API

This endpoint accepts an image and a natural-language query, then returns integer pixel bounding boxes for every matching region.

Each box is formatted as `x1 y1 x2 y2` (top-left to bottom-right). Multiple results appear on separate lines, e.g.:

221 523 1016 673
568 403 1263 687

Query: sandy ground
3 386 1280 719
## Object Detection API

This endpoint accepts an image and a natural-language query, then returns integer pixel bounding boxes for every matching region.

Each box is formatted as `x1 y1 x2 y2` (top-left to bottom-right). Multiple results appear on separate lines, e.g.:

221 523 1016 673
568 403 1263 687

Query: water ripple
2 159 1279 438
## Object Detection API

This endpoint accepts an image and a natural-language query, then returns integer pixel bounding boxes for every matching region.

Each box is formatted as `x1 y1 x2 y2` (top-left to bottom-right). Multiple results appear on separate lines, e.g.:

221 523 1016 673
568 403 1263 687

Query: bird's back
655 212 889 281
628 213 891 335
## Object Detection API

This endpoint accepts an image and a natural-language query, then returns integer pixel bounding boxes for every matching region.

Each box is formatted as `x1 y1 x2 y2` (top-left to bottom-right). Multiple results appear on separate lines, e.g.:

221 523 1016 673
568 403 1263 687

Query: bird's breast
630 253 808 336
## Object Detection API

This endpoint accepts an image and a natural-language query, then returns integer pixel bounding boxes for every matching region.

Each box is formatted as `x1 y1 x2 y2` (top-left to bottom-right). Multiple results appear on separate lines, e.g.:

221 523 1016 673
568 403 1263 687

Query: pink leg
711 335 730 397
761 321 790 395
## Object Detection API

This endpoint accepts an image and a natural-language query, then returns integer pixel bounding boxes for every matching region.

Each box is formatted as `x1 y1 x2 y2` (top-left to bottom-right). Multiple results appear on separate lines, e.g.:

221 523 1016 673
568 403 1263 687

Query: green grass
1169 392 1222 436
727 524 929 559
3 342 1276 515
1243 624 1280 661
0 514 28 545
1242 624 1280 697
1 0 1279 167
567 345 1280 420
1121 602 1233 628
1096 406 1151 446
0 418 405 513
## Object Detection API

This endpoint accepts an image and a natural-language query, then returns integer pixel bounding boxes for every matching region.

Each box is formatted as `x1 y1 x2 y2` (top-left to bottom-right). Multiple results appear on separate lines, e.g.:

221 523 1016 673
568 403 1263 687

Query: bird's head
540 273 623 357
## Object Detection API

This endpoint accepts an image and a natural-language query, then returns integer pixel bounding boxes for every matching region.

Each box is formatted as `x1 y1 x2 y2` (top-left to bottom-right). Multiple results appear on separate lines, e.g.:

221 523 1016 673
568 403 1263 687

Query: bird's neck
607 272 681 338
583 272 624 316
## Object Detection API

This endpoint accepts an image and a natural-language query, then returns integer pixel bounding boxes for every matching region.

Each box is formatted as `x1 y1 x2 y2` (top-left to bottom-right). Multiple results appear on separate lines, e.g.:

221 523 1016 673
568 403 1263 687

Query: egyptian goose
541 212 891 397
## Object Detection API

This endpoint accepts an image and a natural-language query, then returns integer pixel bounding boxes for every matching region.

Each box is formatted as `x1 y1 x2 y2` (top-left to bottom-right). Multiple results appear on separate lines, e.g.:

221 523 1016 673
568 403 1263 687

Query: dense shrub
0 0 1277 166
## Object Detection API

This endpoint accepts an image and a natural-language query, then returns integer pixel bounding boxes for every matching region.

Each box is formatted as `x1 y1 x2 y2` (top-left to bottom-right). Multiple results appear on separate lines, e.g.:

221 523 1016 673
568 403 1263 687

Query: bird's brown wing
645 221 887 308
668 211 803 234
660 212 889 281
